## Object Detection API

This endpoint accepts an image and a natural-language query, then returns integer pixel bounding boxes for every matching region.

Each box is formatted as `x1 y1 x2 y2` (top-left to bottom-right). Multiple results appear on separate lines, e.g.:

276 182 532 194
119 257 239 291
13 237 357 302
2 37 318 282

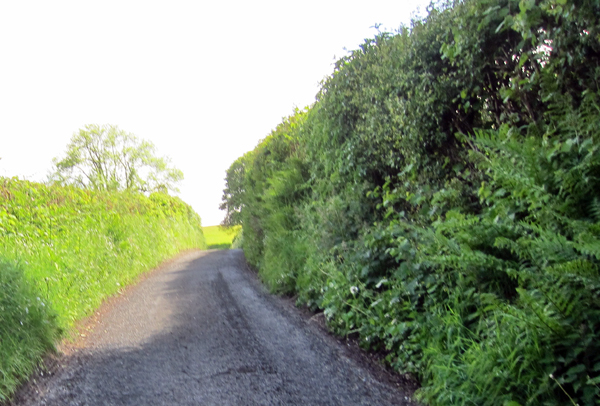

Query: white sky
0 0 429 226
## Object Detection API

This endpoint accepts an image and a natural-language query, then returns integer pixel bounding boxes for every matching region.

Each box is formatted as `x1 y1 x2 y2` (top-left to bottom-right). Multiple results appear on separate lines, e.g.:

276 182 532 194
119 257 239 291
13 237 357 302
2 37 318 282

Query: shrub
222 0 600 403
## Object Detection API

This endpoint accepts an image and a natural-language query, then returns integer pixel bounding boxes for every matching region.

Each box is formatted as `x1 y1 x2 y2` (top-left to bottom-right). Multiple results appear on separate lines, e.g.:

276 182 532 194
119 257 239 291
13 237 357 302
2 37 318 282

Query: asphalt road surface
15 250 416 406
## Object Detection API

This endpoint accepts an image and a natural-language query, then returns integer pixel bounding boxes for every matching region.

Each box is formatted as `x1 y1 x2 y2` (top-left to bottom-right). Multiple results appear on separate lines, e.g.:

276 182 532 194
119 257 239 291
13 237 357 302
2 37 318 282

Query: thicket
0 177 206 400
221 0 600 404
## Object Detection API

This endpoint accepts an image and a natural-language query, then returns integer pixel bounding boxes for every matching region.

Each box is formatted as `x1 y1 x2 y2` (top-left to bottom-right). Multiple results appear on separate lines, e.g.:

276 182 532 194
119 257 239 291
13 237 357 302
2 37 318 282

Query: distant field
202 225 242 249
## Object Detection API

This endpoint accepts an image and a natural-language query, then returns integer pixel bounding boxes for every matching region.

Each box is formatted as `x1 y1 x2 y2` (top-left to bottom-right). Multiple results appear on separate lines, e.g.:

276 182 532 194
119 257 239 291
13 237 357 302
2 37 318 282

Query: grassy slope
0 178 206 401
202 225 241 249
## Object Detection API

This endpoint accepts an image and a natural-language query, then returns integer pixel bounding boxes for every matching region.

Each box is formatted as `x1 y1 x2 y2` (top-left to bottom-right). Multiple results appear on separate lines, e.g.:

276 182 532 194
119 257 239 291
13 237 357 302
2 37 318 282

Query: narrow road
15 250 416 406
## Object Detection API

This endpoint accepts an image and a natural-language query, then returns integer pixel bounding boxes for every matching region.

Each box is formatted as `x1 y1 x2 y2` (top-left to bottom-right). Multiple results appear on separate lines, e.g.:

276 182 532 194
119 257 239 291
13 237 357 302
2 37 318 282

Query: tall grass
0 177 206 400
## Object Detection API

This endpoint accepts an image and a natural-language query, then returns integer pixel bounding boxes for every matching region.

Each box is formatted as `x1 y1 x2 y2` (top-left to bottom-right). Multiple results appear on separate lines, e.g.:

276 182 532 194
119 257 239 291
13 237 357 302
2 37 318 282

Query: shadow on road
16 250 414 406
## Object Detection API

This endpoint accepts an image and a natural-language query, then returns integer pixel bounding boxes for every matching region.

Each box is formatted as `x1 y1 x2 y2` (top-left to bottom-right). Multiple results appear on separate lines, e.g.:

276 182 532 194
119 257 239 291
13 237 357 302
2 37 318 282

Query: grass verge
0 178 206 401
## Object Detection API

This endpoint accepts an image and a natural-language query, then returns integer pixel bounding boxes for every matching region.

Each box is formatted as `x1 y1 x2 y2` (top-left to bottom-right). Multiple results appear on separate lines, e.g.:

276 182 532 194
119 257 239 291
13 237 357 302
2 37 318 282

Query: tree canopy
50 124 183 194
219 154 249 227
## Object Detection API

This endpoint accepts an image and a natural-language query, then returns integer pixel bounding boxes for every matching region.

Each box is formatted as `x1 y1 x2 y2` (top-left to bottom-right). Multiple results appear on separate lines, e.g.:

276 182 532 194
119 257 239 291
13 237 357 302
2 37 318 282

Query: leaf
519 0 535 12
566 364 586 376
518 53 529 69
496 20 506 33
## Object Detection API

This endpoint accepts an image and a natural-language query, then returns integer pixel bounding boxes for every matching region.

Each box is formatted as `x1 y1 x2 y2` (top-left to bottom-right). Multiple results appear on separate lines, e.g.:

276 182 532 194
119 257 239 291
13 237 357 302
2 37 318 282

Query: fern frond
573 232 600 261
589 197 600 223
545 259 599 281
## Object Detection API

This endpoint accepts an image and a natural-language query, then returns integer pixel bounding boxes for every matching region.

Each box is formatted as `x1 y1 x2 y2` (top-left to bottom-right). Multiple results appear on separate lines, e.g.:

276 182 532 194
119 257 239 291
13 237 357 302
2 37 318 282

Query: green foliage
0 261 58 402
0 177 205 400
224 0 600 404
221 108 310 293
231 227 244 249
50 124 184 193
219 156 248 227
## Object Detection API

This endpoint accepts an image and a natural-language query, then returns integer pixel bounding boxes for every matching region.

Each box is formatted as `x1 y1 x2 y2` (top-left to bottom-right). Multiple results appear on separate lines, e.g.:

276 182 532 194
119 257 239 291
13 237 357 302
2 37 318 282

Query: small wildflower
350 286 359 295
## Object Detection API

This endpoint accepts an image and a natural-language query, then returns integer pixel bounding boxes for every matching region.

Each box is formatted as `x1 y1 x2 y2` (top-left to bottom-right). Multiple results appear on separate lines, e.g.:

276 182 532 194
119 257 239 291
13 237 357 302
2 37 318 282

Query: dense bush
224 109 311 293
222 0 600 404
0 178 206 400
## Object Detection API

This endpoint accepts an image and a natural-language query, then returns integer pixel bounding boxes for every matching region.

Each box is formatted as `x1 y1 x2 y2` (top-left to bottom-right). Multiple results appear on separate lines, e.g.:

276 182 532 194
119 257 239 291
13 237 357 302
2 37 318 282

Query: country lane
13 249 417 406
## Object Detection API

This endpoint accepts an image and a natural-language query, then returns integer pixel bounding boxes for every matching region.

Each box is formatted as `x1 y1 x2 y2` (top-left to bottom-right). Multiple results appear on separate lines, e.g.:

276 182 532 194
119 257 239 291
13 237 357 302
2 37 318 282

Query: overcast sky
0 0 429 226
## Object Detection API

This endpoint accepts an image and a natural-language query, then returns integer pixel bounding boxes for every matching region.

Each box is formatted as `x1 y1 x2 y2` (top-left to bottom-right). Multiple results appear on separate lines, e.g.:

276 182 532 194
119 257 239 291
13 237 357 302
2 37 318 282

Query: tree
219 153 249 226
49 124 183 193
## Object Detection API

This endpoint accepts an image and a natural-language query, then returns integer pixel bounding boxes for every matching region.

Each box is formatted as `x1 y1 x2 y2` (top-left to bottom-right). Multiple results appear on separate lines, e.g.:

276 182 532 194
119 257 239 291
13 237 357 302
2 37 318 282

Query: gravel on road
13 249 418 406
